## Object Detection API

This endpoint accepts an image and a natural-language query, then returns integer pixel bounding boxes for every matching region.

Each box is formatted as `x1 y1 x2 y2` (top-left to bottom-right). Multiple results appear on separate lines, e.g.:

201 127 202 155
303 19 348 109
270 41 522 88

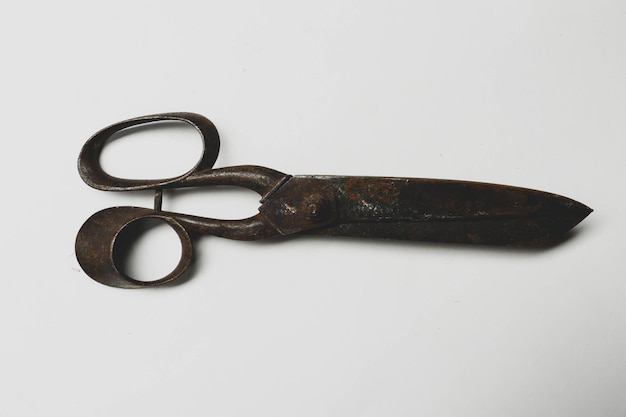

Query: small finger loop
75 207 194 289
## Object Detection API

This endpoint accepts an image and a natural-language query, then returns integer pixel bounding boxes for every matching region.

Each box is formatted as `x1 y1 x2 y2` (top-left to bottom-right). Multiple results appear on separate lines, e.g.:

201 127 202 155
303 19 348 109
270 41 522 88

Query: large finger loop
77 112 220 191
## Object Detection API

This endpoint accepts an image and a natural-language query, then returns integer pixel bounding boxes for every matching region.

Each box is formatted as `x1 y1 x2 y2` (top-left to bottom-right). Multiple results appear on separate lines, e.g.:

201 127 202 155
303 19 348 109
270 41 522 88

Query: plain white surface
1 1 625 416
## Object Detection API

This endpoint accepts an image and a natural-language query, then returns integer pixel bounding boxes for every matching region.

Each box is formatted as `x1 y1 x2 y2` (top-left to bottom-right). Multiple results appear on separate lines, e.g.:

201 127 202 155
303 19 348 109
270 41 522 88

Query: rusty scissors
76 112 592 288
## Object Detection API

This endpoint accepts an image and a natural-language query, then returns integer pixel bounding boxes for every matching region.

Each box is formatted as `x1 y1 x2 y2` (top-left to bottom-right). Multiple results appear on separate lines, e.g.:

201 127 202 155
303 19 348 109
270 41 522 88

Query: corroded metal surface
260 175 591 246
76 112 592 288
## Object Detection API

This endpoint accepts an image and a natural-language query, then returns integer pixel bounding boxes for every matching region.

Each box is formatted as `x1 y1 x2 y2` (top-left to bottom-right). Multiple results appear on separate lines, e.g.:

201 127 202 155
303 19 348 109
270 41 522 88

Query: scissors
76 112 592 288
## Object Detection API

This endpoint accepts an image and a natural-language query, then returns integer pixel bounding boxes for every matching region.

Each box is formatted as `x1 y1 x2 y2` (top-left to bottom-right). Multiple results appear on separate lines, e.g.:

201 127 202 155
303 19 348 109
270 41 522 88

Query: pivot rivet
305 194 331 221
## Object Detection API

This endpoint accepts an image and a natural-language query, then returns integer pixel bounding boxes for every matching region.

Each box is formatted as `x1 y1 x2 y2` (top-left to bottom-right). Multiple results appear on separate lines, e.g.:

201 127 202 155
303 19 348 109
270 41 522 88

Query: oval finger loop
77 112 220 191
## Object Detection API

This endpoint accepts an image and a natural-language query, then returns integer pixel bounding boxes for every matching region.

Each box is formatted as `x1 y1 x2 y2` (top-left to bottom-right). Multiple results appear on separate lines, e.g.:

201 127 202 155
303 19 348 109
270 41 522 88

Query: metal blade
259 176 592 246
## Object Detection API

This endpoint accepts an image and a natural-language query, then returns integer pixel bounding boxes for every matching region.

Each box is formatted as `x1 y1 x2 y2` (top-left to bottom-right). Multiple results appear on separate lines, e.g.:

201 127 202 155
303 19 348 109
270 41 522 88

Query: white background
1 1 625 416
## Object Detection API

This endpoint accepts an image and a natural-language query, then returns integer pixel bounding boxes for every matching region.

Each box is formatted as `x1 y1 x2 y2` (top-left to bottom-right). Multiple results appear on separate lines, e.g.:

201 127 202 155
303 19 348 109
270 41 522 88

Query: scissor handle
76 112 291 287
78 112 220 191
76 205 284 288
75 207 193 288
